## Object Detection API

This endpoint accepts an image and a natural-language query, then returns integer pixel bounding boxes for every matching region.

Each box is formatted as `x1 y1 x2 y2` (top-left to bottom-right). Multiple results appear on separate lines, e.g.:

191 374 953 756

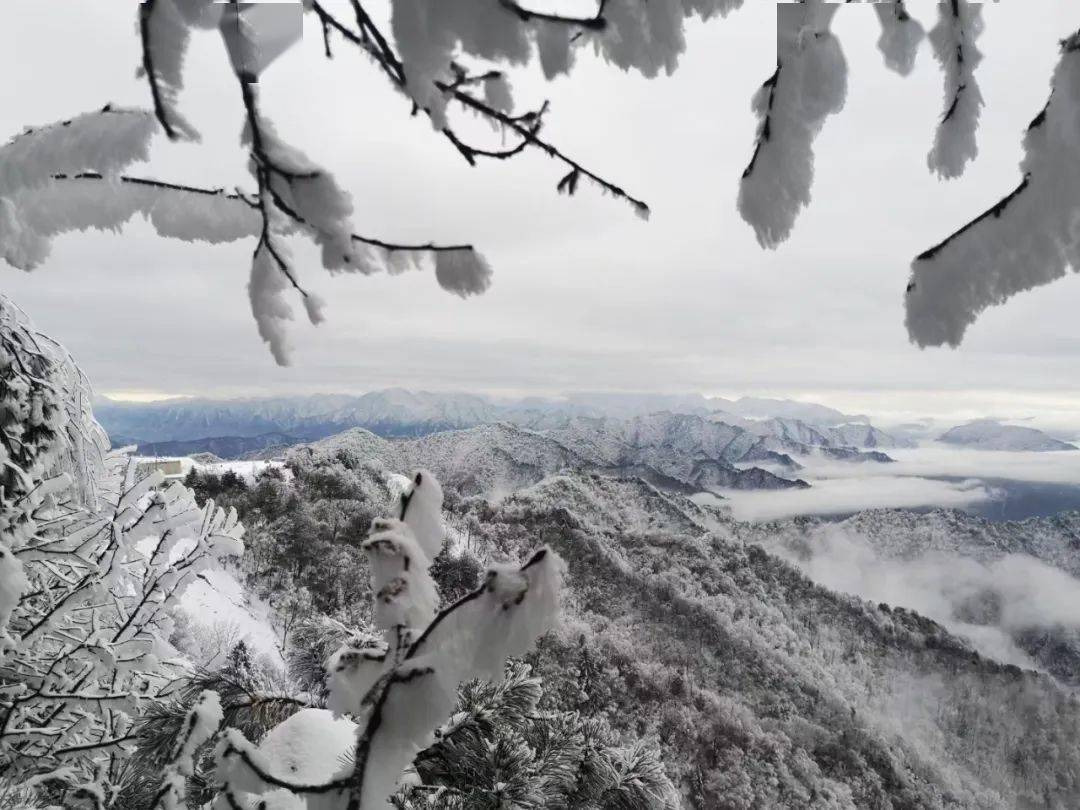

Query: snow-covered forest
4 2 1080 808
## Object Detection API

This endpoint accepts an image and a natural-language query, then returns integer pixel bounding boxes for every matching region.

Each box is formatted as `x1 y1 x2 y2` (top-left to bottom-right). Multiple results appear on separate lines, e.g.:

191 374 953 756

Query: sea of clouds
756 524 1080 674
710 444 1080 522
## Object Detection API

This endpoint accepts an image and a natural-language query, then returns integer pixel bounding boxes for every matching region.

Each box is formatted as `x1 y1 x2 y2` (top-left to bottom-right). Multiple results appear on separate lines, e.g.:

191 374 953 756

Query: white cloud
702 473 993 522
755 524 1080 675
711 443 1080 522
804 445 1080 486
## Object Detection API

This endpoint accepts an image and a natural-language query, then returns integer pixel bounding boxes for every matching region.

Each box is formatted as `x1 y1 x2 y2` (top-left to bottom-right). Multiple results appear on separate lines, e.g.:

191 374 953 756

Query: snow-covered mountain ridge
95 389 890 447
293 419 809 494
453 471 1080 808
939 419 1077 452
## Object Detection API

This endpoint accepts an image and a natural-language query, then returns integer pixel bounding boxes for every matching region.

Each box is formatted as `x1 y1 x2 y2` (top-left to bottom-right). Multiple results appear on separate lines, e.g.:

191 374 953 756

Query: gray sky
3 1 1080 424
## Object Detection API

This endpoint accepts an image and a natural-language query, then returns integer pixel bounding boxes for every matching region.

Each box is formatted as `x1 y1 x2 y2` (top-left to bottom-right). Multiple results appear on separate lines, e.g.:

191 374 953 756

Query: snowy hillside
293 418 808 495
939 419 1077 451
183 422 1080 808
737 507 1080 685
463 472 1080 808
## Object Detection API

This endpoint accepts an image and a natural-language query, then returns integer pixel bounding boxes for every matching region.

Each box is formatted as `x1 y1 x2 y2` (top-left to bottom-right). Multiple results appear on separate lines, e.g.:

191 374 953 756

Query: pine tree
210 470 566 809
395 660 679 810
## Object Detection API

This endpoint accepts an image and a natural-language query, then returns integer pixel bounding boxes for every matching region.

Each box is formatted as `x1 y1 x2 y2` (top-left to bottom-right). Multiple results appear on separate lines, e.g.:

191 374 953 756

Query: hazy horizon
96 385 1080 437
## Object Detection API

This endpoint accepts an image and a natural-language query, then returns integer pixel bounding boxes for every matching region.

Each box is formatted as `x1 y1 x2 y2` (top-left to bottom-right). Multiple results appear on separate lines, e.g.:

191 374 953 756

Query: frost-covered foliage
926 0 984 180
395 660 679 810
212 469 564 809
152 690 224 810
129 641 675 810
4 2 1072 354
872 2 923 77
0 296 244 806
738 1 846 249
184 458 391 630
907 30 1080 348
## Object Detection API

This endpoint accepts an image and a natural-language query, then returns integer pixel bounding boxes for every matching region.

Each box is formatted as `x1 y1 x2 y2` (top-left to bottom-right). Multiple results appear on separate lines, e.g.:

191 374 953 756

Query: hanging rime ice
907 30 1080 347
0 1 1076 352
213 469 565 809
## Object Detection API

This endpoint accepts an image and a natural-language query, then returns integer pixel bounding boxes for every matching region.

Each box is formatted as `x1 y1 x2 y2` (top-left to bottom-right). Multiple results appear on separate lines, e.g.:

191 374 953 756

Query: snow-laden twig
215 470 564 809
873 1 924 76
906 31 1080 347
927 0 984 179
738 1 846 248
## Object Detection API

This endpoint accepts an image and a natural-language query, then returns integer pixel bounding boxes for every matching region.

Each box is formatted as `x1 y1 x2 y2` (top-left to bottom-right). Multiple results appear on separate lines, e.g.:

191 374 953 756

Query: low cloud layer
759 526 1080 674
712 444 1080 522
705 474 993 522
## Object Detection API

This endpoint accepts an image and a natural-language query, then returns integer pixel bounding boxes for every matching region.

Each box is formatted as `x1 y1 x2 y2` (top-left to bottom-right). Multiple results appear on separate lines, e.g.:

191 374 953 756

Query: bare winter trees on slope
0 1 1077 360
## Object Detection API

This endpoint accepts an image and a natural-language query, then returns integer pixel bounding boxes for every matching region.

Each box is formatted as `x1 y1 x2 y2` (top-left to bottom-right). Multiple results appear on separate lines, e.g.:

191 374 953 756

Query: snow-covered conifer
214 469 564 809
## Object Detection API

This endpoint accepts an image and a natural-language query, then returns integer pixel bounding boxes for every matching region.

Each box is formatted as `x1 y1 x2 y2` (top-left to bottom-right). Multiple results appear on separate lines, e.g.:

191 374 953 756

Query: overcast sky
3 1 1080 424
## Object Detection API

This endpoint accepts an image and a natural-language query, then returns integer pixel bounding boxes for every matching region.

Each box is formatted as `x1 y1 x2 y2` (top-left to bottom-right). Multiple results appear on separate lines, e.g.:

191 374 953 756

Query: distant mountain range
99 389 897 463
938 419 1078 452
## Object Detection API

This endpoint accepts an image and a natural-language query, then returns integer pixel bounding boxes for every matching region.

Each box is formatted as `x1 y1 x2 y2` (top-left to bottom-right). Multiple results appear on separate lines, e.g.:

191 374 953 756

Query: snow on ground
180 567 282 665
134 456 290 484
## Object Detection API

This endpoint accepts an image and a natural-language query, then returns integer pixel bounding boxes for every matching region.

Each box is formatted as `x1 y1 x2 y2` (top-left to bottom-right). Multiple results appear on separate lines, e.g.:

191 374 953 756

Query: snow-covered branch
927 0 984 179
873 1 924 76
138 0 199 142
497 0 609 31
216 469 564 809
738 1 847 248
313 1 650 219
906 30 1080 347
1 297 244 799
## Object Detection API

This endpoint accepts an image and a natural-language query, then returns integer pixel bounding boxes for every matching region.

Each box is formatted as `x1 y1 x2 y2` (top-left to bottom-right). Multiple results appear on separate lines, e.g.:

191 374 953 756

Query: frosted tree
124 646 676 809
394 660 680 810
212 469 565 809
1 2 1077 359
0 294 244 806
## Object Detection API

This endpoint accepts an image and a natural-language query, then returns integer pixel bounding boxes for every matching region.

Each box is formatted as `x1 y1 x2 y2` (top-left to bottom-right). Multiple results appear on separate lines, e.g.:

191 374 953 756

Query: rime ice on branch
214 469 564 810
738 1 846 249
907 30 1080 348
0 2 1075 351
873 1 924 77
927 0 984 179
0 295 244 803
